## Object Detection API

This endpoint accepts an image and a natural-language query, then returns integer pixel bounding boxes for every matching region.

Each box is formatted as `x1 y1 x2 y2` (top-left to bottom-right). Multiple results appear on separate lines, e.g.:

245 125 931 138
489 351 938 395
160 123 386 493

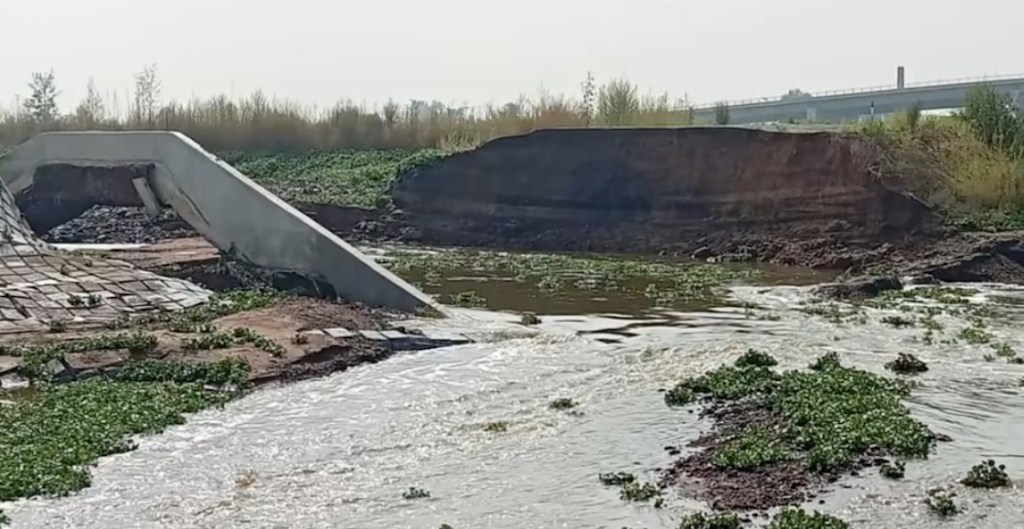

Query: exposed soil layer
389 128 939 266
661 399 898 511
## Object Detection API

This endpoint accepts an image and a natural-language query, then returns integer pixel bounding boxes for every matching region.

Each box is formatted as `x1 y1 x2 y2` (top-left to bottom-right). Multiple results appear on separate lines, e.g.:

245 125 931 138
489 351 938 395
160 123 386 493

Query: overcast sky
1 0 1021 113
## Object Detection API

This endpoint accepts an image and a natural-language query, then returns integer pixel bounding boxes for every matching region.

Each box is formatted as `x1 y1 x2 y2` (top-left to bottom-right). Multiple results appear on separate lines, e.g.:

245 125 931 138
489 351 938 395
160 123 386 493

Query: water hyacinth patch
0 379 234 501
665 352 934 474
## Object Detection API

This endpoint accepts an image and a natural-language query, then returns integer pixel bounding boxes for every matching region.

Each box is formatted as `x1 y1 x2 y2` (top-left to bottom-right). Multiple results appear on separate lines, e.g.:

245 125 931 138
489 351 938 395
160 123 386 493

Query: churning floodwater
4 268 1024 528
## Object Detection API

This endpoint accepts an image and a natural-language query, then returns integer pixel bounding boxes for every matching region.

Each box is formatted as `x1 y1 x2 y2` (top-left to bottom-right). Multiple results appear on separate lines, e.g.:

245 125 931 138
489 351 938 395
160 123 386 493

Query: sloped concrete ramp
0 132 438 314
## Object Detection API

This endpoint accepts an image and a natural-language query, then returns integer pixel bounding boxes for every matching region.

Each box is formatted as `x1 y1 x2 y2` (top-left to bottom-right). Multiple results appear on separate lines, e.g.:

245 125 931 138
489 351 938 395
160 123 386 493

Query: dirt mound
391 127 938 266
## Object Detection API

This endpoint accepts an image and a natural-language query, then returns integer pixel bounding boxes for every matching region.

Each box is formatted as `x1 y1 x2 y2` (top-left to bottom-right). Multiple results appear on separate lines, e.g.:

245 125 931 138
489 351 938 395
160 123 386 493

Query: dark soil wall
390 127 938 266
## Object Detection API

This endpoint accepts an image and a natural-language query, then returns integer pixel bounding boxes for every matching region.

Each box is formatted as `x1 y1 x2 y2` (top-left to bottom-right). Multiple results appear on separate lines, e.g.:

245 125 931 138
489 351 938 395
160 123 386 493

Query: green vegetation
0 377 236 501
448 291 487 308
767 508 849 529
959 321 993 344
619 480 663 506
858 84 1024 229
926 489 959 517
11 331 160 382
130 289 280 333
383 249 755 307
548 398 578 411
402 487 431 500
598 472 636 486
2 70 699 152
884 353 929 375
113 358 251 386
711 428 790 470
880 460 906 479
734 349 778 368
179 327 285 357
880 315 915 328
961 459 1011 488
483 421 510 433
519 312 542 325
679 512 742 529
220 149 445 208
666 352 933 474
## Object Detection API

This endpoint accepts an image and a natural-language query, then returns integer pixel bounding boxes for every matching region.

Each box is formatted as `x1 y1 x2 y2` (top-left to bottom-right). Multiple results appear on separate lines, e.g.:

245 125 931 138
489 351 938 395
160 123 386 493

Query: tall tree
23 70 60 125
75 77 105 127
133 64 161 127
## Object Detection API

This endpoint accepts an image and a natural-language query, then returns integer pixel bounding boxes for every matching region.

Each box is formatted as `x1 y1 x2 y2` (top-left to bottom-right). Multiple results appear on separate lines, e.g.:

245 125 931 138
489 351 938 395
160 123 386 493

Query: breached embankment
25 127 1024 285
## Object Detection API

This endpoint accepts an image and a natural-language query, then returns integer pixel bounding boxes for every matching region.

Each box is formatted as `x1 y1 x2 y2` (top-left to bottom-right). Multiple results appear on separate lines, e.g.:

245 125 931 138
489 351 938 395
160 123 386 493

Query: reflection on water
5 277 1024 528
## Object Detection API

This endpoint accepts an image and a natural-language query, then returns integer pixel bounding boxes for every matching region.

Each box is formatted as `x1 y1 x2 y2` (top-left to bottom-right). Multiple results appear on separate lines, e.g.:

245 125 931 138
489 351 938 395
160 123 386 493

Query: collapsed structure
0 131 439 330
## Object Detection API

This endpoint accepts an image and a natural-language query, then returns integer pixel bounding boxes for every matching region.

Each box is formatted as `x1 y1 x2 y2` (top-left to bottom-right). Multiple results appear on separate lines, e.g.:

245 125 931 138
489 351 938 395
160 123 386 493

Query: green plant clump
711 428 790 470
598 472 636 486
484 421 510 433
884 353 929 375
220 149 445 208
402 486 431 500
926 488 958 517
734 349 778 368
678 512 742 529
880 460 906 479
449 291 487 307
112 358 251 387
16 332 161 382
961 459 1011 488
548 398 578 410
0 379 232 501
665 353 932 474
619 480 661 502
767 508 850 529
381 249 757 307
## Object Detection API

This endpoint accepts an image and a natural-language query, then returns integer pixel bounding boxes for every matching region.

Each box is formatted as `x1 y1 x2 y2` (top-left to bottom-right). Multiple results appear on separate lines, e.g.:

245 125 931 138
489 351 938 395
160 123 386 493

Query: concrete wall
0 131 440 314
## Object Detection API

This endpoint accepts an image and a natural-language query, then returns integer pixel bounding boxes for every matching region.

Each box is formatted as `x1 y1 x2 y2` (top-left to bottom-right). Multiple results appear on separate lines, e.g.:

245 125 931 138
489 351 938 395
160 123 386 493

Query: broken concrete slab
0 132 441 314
323 327 356 340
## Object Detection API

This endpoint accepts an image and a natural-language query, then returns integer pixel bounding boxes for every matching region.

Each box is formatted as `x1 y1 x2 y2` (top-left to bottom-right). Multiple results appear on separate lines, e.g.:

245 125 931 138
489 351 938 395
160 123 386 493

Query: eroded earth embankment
25 127 1024 283
389 128 937 265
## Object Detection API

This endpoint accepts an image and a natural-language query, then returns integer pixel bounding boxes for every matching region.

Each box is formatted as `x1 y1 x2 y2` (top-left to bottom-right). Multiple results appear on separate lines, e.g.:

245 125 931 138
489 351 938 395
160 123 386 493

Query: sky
1 0 1022 114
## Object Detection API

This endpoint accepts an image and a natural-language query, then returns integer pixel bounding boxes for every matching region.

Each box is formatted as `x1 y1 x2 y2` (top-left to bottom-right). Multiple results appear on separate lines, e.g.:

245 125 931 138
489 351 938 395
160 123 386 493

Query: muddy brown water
4 247 1024 528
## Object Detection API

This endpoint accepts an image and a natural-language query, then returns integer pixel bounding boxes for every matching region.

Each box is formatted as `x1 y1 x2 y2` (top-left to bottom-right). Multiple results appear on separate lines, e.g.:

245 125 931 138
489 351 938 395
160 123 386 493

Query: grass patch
666 352 933 474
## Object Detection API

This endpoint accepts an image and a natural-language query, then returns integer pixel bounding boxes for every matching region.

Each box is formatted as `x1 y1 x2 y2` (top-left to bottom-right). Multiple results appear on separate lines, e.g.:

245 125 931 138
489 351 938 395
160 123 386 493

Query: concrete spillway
0 132 439 315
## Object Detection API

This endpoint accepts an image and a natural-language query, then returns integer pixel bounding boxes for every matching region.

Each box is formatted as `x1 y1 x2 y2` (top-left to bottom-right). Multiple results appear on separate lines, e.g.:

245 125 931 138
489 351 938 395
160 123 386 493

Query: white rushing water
5 284 1024 529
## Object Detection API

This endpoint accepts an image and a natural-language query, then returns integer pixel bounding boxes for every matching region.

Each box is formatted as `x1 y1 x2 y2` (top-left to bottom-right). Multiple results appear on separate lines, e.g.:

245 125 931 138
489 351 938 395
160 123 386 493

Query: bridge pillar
806 107 817 122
